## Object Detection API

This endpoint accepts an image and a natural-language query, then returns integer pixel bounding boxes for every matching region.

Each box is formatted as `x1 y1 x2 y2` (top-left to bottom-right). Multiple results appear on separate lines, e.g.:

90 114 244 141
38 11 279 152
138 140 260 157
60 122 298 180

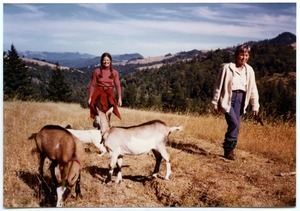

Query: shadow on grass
168 140 214 156
17 171 57 207
123 174 153 183
85 165 153 184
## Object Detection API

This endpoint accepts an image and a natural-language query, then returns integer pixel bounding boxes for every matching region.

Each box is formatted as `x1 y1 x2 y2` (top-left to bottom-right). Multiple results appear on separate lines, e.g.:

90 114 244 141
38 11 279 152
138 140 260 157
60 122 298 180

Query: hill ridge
18 31 295 69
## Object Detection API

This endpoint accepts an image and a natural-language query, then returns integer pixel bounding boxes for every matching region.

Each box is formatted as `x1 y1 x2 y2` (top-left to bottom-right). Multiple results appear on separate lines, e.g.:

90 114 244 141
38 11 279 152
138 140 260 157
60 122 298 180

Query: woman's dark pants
223 91 245 156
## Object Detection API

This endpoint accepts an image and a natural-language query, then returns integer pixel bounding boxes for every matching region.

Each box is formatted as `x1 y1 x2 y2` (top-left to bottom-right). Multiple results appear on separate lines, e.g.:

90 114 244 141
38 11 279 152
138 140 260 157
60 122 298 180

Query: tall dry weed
239 120 296 165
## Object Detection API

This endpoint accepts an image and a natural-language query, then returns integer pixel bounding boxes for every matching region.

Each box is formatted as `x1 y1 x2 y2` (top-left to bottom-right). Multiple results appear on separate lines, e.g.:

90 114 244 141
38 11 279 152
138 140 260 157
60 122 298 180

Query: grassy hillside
3 101 295 207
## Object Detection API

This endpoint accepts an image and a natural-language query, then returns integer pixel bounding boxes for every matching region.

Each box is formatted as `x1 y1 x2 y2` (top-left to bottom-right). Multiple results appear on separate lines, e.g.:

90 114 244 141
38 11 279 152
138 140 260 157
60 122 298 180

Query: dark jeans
224 91 245 149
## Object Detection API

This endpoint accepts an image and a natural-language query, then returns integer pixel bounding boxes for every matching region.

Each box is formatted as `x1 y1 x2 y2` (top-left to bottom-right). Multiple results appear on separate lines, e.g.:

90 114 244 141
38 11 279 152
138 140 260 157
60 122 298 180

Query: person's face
236 51 250 67
102 56 111 68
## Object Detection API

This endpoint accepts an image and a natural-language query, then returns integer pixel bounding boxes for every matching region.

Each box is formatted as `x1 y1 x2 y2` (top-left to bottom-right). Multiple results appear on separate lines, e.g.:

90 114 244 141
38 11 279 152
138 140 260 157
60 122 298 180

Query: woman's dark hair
98 52 114 79
235 44 251 57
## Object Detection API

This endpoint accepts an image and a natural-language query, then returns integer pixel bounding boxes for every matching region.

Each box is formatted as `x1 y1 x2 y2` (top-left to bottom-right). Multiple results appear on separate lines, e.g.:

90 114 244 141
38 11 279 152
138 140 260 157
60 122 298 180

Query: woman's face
236 51 250 67
102 56 111 68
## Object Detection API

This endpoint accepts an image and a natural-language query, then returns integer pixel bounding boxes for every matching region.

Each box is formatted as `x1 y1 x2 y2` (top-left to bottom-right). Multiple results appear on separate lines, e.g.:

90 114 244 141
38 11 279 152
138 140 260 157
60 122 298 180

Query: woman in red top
88 52 122 124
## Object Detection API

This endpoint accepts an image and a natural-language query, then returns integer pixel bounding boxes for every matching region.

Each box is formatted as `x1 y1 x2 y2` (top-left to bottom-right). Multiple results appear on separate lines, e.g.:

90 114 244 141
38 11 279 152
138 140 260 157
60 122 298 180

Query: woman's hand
88 97 91 106
118 98 122 107
213 105 219 114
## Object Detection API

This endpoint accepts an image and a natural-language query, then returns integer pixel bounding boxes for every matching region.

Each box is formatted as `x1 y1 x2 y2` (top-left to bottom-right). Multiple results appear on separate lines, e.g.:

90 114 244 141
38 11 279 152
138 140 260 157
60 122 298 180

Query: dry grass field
3 101 296 207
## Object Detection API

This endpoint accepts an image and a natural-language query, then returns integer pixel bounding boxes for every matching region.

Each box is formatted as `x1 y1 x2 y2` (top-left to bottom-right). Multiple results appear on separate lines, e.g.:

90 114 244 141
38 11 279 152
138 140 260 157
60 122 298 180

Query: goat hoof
115 177 122 184
164 175 171 180
152 173 158 178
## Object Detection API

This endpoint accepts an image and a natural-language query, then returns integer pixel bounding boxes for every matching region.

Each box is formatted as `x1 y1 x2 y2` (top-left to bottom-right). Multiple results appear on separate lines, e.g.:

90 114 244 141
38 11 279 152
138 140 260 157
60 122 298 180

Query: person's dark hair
98 52 114 79
235 44 251 57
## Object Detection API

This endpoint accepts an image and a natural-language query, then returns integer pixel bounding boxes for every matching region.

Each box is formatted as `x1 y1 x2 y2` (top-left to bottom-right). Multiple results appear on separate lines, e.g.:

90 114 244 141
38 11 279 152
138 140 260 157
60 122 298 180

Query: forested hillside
120 43 296 122
3 32 296 122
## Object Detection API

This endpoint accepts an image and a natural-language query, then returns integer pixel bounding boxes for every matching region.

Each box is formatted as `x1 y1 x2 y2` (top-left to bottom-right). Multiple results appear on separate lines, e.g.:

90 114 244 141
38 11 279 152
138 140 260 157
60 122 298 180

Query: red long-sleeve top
89 67 121 99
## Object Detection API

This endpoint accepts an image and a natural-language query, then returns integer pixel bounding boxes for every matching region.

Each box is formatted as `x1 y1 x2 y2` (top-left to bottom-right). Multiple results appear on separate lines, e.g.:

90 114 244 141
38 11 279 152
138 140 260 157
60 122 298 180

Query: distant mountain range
228 31 296 52
246 32 296 46
19 32 295 70
18 51 143 69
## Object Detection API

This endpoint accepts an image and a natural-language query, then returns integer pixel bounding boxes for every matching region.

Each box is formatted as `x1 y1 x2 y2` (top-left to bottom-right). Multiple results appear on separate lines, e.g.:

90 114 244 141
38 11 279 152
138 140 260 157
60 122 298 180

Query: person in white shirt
212 44 259 160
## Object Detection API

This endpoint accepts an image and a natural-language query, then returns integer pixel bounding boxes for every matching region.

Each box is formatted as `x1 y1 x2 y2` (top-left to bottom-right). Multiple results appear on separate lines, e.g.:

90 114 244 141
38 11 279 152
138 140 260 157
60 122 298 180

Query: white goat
98 108 183 184
66 128 107 156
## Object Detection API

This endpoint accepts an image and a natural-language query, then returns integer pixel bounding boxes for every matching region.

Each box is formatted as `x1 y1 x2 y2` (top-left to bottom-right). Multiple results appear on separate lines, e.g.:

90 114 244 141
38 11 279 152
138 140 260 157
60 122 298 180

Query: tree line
120 44 296 122
3 45 70 101
3 43 296 122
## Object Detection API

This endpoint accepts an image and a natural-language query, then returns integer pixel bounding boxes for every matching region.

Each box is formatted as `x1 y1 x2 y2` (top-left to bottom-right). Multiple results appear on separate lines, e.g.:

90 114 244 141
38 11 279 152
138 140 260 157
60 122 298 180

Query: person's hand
88 97 91 106
213 106 219 114
253 110 263 126
118 98 122 107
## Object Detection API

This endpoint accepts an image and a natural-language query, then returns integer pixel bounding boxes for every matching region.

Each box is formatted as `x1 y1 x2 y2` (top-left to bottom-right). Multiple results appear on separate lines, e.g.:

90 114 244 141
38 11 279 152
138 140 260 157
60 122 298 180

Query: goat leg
115 155 123 184
36 175 45 205
152 149 162 178
105 154 118 183
159 148 171 180
105 168 112 184
165 162 171 180
75 174 82 199
50 161 59 187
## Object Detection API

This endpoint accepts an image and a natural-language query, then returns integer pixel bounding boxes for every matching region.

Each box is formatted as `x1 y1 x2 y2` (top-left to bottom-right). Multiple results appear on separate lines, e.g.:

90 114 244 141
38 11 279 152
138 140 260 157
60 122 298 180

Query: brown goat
29 125 85 207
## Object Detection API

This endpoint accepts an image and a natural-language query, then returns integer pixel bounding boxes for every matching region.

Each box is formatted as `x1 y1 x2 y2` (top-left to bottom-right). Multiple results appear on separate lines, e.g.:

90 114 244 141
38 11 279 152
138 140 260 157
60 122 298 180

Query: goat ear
96 107 101 114
106 107 114 116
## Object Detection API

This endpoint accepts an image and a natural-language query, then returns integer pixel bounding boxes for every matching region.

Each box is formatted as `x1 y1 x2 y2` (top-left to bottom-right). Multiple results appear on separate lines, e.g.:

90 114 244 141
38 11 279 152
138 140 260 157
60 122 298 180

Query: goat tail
169 126 183 133
28 133 37 141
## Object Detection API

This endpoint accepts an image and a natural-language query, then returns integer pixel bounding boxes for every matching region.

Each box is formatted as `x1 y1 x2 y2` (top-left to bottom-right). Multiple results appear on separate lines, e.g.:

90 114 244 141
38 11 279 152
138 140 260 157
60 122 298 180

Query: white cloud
3 3 296 57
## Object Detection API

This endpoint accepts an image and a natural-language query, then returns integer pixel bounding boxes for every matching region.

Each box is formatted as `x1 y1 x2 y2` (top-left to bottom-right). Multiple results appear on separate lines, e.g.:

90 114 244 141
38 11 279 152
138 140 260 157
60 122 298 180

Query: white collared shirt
232 65 247 91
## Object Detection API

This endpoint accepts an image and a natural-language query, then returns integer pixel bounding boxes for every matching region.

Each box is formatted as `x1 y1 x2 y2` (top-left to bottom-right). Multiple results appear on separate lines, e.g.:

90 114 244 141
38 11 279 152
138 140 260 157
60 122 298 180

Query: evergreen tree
47 64 72 102
123 83 137 107
3 44 33 100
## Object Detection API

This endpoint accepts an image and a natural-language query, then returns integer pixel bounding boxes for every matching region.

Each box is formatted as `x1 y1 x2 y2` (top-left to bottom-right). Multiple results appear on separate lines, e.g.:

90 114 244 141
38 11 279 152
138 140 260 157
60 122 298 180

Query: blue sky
2 1 297 57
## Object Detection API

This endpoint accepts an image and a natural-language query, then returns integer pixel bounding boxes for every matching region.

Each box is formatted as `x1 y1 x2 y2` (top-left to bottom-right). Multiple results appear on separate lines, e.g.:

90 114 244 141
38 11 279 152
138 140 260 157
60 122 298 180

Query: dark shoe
224 150 235 160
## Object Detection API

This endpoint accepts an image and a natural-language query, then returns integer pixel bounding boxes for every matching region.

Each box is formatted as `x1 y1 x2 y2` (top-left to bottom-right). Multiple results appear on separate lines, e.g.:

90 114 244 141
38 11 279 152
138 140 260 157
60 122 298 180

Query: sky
2 1 297 58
